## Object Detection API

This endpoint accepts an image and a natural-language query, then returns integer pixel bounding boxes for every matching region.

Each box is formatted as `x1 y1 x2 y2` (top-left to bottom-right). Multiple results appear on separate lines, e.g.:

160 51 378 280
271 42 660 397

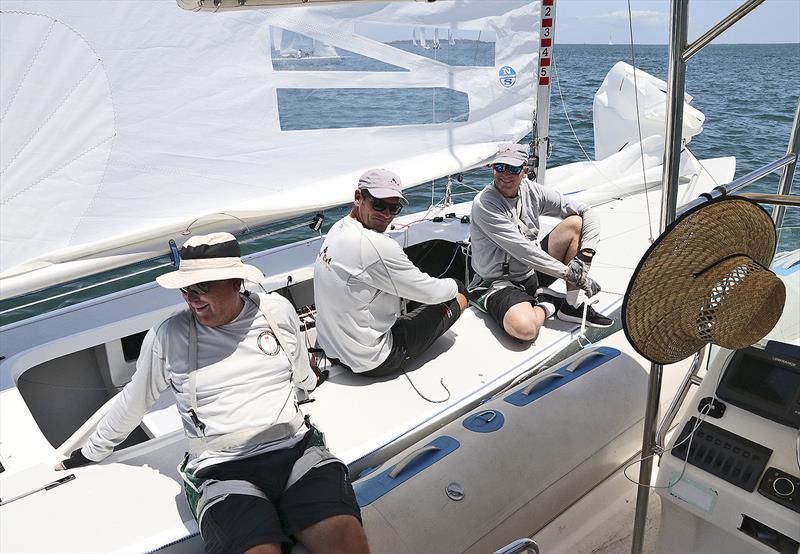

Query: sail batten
0 0 540 299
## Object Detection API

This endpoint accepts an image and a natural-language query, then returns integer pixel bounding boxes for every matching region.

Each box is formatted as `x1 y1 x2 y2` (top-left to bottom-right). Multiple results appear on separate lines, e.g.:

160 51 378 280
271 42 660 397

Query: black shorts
361 296 462 377
485 234 556 326
199 432 362 553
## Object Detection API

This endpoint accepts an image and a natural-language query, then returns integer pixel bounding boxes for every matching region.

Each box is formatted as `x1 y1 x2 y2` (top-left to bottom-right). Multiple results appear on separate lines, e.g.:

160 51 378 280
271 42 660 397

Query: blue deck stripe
354 435 460 507
504 346 621 407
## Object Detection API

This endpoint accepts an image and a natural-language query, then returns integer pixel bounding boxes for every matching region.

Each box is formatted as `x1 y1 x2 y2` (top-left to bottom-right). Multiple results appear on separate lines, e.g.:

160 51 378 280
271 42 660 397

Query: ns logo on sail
499 66 517 88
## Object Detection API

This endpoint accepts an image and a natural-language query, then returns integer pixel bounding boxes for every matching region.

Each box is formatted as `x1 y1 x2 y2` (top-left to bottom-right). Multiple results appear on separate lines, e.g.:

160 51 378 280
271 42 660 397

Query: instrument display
716 346 800 428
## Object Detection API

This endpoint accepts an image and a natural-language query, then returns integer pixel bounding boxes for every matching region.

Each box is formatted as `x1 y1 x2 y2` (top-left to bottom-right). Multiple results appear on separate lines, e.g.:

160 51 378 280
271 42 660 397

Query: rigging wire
627 0 655 242
552 61 623 195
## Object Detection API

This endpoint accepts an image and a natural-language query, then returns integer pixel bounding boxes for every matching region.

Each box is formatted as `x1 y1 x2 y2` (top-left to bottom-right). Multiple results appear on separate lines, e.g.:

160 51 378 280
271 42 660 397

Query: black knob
772 477 795 497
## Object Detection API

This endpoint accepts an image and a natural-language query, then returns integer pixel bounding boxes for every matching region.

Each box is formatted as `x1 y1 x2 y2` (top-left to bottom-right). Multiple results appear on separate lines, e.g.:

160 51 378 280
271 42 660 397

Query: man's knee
297 515 369 554
502 305 544 341
504 319 542 342
564 214 583 235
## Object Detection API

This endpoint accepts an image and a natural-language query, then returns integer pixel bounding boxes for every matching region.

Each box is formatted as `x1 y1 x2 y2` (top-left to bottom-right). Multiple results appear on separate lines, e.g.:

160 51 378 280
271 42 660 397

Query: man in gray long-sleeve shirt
314 168 468 376
56 232 368 554
470 143 613 341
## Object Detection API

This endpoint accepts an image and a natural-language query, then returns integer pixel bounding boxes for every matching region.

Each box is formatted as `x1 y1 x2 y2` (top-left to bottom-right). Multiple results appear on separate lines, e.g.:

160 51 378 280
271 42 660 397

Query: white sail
412 27 419 46
433 28 441 49
0 0 540 299
593 61 704 161
420 27 429 49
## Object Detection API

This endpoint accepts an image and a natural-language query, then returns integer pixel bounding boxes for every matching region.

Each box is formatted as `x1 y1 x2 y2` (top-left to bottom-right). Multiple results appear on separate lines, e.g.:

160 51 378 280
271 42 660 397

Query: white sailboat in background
0 1 797 553
272 28 341 61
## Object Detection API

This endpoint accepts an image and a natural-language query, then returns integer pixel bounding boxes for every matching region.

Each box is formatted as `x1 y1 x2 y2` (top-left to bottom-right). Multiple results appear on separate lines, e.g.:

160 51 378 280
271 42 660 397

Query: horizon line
559 42 798 46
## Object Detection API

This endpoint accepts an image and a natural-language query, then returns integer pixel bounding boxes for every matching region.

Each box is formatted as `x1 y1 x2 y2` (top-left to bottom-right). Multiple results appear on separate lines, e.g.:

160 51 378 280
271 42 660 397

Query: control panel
671 417 772 492
758 467 800 514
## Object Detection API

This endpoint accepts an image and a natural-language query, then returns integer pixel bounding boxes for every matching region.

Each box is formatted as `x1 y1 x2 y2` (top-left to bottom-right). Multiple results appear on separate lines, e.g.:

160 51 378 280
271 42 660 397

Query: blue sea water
1 43 798 325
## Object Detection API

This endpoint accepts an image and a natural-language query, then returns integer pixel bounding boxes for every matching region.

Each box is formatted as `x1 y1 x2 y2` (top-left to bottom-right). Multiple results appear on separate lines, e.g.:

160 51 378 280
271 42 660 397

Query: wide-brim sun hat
622 195 785 364
156 232 264 289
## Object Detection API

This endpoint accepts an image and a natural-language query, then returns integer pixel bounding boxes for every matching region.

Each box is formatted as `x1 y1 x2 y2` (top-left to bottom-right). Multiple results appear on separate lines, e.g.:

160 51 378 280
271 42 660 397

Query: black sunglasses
363 190 403 215
180 281 213 295
493 163 524 175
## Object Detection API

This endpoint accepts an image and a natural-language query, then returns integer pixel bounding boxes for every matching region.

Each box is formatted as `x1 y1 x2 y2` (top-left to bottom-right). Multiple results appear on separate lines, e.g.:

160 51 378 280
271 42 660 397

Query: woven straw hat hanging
623 195 786 364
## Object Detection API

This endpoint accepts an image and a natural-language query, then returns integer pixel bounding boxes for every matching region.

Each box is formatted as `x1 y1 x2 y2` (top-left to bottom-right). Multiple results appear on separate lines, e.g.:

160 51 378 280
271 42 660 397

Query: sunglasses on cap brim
492 163 525 175
363 190 403 215
180 281 213 295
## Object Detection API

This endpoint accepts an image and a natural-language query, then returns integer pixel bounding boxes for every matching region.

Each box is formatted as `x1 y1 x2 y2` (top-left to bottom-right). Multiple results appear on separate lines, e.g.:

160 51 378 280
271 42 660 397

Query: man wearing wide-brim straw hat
623 196 786 364
56 232 369 554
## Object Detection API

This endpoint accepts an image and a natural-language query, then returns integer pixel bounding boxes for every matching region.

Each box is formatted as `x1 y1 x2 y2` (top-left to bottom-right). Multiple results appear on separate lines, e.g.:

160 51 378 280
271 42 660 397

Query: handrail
725 153 797 195
678 152 797 216
522 372 564 396
654 346 706 452
683 0 765 61
741 193 800 208
388 445 440 479
494 538 539 554
774 99 800 227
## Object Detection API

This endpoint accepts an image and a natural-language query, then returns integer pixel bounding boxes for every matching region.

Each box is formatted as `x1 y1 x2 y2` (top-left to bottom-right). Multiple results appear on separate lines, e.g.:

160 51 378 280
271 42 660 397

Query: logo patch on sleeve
257 330 282 356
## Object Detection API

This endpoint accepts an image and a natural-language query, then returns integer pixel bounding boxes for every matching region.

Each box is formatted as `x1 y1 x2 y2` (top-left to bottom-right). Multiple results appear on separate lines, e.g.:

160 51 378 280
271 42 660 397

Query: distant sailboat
412 27 418 46
420 27 430 49
433 28 441 49
272 29 340 61
448 29 455 45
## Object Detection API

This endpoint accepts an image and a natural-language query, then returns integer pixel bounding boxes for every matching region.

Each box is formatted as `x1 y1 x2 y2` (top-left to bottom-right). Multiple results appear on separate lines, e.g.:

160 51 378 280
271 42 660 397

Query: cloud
576 10 669 26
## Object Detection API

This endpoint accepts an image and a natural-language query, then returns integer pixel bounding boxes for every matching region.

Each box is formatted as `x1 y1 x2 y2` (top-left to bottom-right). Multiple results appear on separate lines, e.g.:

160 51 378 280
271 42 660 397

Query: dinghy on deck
0 160 734 552
0 0 754 551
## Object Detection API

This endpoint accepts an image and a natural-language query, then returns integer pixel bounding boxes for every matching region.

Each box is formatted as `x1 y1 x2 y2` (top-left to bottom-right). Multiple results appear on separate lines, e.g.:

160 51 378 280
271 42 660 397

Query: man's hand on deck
55 449 93 470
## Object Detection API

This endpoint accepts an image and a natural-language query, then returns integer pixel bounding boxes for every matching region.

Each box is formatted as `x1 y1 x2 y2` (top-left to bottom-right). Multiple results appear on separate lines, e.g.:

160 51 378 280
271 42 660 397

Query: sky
556 0 800 44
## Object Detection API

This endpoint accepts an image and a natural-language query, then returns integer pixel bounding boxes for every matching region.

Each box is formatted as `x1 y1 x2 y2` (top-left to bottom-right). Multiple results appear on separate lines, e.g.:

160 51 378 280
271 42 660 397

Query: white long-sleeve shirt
470 179 601 282
82 292 315 473
313 215 458 372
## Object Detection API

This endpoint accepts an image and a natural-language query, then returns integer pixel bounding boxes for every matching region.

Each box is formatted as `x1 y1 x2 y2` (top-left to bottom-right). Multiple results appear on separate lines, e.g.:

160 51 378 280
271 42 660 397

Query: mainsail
0 0 541 299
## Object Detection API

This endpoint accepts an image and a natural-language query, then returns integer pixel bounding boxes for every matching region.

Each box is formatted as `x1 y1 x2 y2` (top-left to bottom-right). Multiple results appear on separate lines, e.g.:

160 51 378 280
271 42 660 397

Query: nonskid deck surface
0 176 726 553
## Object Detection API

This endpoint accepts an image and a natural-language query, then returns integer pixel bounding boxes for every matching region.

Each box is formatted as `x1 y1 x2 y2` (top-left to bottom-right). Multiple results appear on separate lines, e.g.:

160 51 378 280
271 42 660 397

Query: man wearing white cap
56 232 368 554
470 143 613 342
314 168 468 376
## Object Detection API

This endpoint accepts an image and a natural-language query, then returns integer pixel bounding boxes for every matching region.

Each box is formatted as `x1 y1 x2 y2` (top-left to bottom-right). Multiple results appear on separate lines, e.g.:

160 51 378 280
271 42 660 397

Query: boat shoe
556 302 614 328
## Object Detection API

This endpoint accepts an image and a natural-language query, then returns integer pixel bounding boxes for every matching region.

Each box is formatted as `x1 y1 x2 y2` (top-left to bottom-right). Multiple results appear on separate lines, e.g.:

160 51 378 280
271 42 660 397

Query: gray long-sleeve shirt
313 215 458 372
470 179 600 282
82 293 315 473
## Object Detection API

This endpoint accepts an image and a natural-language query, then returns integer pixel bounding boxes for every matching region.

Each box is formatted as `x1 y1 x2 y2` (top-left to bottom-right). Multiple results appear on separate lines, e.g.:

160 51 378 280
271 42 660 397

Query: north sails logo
257 330 281 356
499 66 517 88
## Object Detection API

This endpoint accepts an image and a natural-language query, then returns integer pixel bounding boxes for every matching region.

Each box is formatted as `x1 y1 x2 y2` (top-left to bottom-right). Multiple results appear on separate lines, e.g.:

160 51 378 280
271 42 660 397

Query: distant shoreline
386 40 797 47
560 42 798 46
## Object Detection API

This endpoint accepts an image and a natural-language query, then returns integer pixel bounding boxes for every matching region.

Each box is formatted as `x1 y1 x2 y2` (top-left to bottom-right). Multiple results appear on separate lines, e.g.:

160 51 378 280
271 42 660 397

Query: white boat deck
0 164 736 553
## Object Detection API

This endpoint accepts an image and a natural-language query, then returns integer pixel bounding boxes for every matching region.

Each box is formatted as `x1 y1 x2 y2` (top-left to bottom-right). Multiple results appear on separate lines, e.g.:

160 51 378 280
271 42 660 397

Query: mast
533 0 555 183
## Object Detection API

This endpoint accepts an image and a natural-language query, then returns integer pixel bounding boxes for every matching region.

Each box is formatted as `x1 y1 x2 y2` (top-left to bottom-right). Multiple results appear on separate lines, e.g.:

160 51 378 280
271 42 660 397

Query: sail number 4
499 66 517 88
